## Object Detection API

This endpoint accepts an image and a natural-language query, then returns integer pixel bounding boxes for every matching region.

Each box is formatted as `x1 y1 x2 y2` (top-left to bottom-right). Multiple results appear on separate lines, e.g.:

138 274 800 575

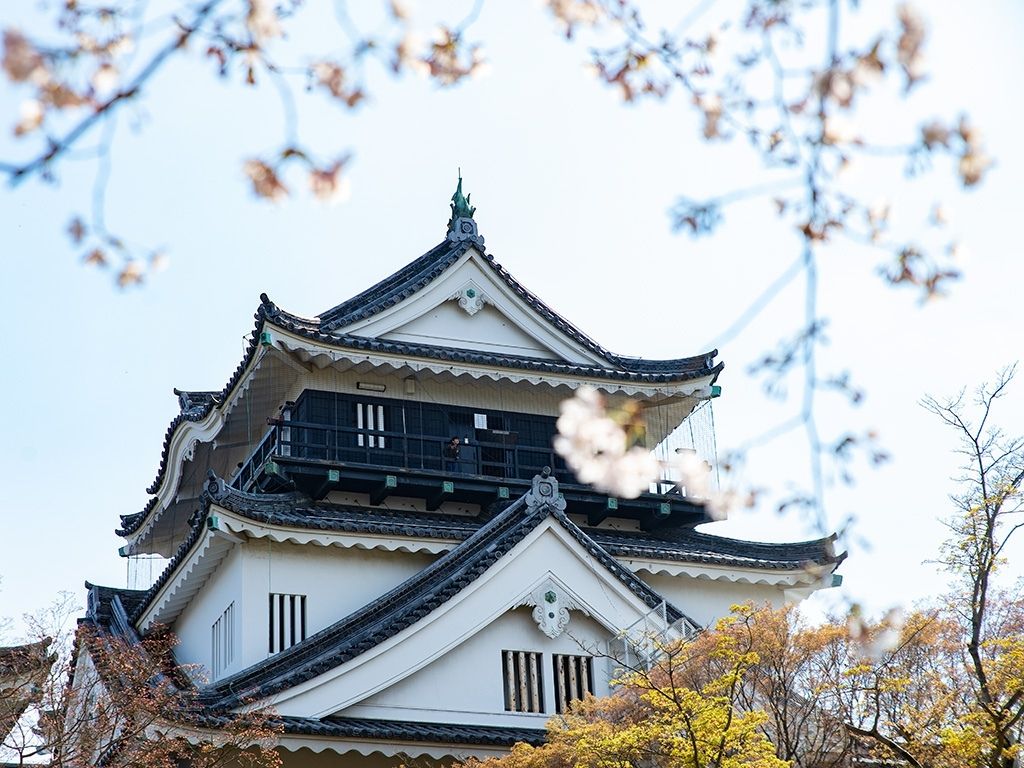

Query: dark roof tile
281 715 546 747
207 486 840 570
195 475 692 709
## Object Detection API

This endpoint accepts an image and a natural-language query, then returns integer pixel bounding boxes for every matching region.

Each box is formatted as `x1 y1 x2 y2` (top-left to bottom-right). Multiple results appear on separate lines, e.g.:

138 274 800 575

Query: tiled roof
76 587 548 751
85 582 149 626
313 235 721 380
126 234 722 538
206 485 841 571
120 310 266 537
591 527 842 570
116 497 158 537
194 474 692 710
266 301 722 383
280 715 547 747
0 640 52 677
173 389 221 415
319 239 471 329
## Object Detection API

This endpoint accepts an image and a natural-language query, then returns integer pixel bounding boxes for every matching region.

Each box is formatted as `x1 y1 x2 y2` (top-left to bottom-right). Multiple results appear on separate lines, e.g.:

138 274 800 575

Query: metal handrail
232 419 572 486
229 427 279 490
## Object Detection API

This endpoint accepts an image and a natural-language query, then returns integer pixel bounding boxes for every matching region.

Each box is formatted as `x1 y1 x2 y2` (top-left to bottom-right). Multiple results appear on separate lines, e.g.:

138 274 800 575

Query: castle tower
80 180 842 764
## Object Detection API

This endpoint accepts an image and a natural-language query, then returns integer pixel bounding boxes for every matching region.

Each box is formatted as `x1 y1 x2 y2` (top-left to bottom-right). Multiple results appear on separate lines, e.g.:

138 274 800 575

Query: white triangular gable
346 606 611 726
266 518 680 719
334 249 608 366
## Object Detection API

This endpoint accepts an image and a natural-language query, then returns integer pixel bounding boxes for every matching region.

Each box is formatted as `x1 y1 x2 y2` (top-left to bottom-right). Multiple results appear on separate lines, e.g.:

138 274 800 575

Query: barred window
502 650 543 713
356 402 386 448
553 654 593 713
211 602 234 679
269 593 307 654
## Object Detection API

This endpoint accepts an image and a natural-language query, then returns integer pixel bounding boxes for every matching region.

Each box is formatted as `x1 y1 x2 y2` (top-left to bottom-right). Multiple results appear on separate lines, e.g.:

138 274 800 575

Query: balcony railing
230 419 572 492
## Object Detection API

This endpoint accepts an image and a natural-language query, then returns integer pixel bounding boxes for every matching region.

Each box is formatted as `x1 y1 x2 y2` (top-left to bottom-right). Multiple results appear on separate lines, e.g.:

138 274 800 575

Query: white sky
0 0 1021 636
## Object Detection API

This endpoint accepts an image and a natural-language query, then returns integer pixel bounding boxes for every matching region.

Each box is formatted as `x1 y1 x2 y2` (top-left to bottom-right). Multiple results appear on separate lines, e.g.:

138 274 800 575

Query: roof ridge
319 239 469 330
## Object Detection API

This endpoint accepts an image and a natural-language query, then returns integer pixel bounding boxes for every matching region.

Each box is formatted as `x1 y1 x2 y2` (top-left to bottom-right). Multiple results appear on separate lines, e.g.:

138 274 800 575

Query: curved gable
332 248 608 366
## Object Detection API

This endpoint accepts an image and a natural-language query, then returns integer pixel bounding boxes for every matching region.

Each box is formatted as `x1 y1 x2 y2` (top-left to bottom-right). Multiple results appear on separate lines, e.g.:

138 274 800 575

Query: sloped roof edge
206 485 842 571
196 472 694 710
280 715 547 747
311 236 721 376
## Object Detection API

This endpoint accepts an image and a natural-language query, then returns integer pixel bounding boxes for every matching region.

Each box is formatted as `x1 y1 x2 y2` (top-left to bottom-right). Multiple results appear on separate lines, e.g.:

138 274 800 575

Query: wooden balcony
229 420 708 530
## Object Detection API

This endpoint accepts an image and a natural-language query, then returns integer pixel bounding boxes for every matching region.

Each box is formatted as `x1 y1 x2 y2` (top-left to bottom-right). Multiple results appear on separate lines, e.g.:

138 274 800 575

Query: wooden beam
426 480 454 511
369 474 398 506
640 502 674 531
311 468 341 500
588 497 618 527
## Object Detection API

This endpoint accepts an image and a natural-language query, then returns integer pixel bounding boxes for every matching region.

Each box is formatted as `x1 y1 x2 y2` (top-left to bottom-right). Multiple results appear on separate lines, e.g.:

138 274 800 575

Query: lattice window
553 654 593 713
269 593 307 654
502 650 544 713
211 602 234 679
355 402 386 448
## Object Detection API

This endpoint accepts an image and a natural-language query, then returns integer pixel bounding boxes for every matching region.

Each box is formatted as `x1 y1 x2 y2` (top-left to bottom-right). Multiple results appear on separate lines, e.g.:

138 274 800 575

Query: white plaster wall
173 545 244 682
343 251 604 367
172 540 436 678
350 607 612 726
238 541 436 670
636 571 786 628
270 521 684 719
383 302 560 360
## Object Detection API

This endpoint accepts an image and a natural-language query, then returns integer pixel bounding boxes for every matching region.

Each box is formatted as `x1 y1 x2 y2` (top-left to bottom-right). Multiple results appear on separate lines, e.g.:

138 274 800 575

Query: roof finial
445 171 484 246
448 170 476 230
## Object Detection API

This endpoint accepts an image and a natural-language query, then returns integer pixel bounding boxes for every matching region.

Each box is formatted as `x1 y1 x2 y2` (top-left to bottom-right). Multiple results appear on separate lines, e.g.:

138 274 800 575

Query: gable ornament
450 282 490 316
519 578 581 639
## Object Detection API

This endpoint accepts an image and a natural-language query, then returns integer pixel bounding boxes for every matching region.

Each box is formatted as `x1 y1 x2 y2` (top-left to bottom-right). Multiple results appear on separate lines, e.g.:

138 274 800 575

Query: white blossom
91 63 118 95
14 99 43 136
554 387 658 499
247 0 283 43
849 606 906 661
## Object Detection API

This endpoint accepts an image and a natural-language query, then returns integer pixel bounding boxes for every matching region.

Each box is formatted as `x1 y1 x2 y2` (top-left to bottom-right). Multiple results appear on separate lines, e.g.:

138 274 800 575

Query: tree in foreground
843 366 1024 768
464 607 790 768
460 370 1022 768
2 595 281 768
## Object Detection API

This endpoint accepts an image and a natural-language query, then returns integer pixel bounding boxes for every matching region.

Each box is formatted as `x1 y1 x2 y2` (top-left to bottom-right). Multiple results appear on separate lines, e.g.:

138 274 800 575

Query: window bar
366 404 375 448
568 655 578 707
301 595 307 642
278 594 286 653
290 595 296 649
517 651 528 712
268 594 274 653
505 651 516 710
556 655 567 714
580 656 590 698
528 653 540 713
378 405 385 449
356 403 364 447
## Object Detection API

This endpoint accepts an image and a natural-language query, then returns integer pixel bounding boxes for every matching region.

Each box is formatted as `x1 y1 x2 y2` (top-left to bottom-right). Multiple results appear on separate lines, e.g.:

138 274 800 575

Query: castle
78 180 842 764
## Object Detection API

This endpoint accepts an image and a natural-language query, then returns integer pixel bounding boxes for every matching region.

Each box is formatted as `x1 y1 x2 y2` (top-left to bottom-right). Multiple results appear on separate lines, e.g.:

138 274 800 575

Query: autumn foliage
2 607 281 768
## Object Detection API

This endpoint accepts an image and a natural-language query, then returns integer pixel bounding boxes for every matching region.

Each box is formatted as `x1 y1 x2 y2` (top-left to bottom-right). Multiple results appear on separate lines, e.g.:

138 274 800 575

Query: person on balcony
444 437 461 471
